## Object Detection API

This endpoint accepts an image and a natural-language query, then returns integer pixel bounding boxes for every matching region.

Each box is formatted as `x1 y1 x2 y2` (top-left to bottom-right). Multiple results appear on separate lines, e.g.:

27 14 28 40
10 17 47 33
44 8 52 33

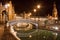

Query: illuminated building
0 1 16 23
52 2 58 20
0 3 3 22
6 1 15 21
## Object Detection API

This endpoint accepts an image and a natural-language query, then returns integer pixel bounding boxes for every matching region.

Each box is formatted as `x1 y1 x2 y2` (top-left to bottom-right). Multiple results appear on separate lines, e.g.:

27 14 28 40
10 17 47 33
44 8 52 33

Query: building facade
0 1 15 23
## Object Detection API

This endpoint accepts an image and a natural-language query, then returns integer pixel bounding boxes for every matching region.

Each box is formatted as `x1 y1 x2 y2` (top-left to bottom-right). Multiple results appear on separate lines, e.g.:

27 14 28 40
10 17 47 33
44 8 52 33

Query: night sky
1 0 60 17
12 0 54 16
12 0 36 13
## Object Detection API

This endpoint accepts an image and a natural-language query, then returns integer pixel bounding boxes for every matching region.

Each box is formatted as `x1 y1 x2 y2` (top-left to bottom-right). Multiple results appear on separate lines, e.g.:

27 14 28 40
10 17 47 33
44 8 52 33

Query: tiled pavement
0 24 19 40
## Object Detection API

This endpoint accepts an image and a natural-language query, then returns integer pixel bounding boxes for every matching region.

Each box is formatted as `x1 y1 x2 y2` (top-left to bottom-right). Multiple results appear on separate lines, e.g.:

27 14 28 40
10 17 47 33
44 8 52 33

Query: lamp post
36 4 41 28
33 9 37 12
37 5 40 9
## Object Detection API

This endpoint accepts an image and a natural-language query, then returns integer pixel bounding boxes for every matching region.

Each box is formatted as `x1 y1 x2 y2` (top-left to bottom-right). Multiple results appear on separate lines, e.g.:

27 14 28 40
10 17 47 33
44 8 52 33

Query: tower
0 3 3 22
52 2 58 20
6 1 15 21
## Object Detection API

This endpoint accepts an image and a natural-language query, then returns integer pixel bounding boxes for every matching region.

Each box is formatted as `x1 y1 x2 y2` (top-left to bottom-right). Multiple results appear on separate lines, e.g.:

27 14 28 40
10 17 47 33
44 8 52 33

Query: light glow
34 9 36 12
29 35 32 38
37 5 40 9
53 27 59 30
5 4 10 8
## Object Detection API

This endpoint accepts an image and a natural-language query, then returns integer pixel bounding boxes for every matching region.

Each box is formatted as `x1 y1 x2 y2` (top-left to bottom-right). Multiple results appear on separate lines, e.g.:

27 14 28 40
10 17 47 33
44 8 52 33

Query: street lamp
33 9 37 12
4 3 10 9
37 5 40 9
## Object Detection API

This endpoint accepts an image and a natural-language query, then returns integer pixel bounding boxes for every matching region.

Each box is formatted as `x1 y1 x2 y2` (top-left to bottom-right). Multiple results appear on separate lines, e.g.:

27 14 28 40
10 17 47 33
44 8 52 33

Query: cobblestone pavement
0 24 19 40
0 24 4 40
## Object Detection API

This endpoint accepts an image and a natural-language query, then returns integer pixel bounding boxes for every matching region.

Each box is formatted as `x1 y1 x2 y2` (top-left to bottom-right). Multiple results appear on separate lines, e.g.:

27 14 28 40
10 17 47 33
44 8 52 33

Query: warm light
55 33 58 36
5 4 10 8
28 12 32 16
37 5 40 9
53 27 59 30
34 9 36 12
53 33 58 36
22 23 27 25
36 18 38 21
17 23 20 27
31 18 35 20
55 27 59 30
29 12 32 15
6 23 9 27
29 35 32 38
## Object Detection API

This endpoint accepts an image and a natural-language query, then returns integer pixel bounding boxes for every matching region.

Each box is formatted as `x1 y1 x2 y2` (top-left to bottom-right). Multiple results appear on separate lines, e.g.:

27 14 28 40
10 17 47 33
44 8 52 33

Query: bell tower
52 2 58 20
6 1 15 21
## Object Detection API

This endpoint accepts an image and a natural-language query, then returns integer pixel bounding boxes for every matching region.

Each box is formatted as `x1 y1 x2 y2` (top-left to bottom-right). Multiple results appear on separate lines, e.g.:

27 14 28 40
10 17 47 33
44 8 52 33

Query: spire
52 2 58 19
8 1 15 20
